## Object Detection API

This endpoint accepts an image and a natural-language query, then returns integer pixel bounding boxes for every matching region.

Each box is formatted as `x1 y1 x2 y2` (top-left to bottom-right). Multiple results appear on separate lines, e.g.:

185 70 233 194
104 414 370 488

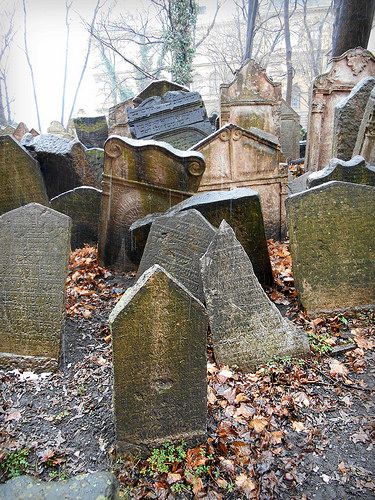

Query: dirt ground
1 244 374 499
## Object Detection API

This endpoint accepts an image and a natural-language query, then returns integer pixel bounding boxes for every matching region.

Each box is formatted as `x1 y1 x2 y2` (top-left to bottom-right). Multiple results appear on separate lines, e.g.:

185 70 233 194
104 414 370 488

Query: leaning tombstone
73 116 108 149
0 203 71 371
0 135 49 215
307 155 375 189
286 181 375 316
353 87 375 164
332 77 375 160
51 186 102 248
131 188 273 286
110 264 207 454
137 210 216 302
200 221 309 371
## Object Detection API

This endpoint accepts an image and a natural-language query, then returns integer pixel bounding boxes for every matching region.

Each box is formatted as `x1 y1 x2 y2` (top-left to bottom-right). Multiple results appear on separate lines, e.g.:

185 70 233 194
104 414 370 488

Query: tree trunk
284 0 293 106
332 0 375 58
0 80 7 126
61 0 72 127
244 0 259 62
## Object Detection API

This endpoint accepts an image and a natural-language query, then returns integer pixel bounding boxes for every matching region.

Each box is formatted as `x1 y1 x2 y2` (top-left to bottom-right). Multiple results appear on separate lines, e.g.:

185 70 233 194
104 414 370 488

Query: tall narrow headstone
280 100 301 161
0 135 48 216
307 155 375 188
110 265 207 454
85 148 104 186
354 87 375 164
287 181 375 315
137 210 216 302
0 203 71 371
200 221 309 371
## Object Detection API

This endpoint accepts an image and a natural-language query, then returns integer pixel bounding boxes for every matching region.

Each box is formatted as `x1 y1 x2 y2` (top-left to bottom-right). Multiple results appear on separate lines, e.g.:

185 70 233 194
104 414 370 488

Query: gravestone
23 134 100 198
288 172 310 195
73 116 108 149
98 136 205 271
51 186 102 248
0 124 16 136
332 77 375 160
191 123 287 239
126 91 214 150
85 148 104 186
280 100 300 160
200 221 309 371
354 87 375 164
0 203 71 371
137 210 216 301
220 59 282 137
30 128 40 137
13 122 29 141
286 181 375 315
305 47 375 172
110 265 207 454
131 188 273 286
0 135 49 215
307 155 375 188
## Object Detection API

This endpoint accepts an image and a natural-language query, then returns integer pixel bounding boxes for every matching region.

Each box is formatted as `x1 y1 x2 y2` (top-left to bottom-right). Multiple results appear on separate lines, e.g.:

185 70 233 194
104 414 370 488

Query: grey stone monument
73 116 108 149
354 87 375 164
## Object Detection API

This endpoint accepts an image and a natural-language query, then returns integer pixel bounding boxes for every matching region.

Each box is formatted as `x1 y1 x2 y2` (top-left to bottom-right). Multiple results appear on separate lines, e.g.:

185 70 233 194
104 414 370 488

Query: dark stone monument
0 203 71 371
307 155 375 188
0 135 49 216
110 265 207 454
200 221 309 371
131 188 273 286
51 186 102 249
287 181 375 315
73 116 109 149
85 148 104 186
354 86 375 164
137 210 216 301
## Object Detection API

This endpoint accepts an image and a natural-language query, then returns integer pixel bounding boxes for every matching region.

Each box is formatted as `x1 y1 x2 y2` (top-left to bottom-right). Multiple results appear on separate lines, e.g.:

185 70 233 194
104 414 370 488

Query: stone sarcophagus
191 124 287 240
305 47 375 172
98 136 205 271
220 59 282 138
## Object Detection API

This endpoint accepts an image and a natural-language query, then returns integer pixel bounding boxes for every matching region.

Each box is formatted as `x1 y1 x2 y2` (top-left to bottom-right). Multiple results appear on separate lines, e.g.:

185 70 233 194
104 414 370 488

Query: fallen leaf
167 472 182 484
329 359 349 377
292 421 305 433
5 410 21 422
249 415 269 433
351 429 369 444
235 473 256 496
338 461 348 475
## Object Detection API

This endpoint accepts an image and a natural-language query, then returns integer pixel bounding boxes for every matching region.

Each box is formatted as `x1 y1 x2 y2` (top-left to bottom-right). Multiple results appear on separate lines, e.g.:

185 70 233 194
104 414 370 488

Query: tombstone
220 59 282 137
51 186 102 249
0 135 49 216
29 128 40 137
110 264 207 454
305 47 375 172
200 221 309 371
131 188 273 286
47 120 73 139
353 87 375 164
126 91 214 150
286 181 375 316
0 203 71 371
280 100 300 160
85 148 104 186
0 124 16 136
332 77 375 161
23 134 100 198
307 155 375 189
73 116 108 149
191 123 287 240
137 210 216 301
13 122 29 141
288 172 310 195
98 136 205 271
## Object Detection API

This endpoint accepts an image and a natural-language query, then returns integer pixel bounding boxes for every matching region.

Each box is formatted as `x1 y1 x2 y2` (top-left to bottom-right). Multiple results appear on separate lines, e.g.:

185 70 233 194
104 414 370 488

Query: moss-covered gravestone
0 135 48 216
200 221 309 371
137 209 216 302
307 156 375 189
110 265 208 454
0 203 71 371
287 181 375 315
51 186 102 249
85 148 104 187
73 116 108 149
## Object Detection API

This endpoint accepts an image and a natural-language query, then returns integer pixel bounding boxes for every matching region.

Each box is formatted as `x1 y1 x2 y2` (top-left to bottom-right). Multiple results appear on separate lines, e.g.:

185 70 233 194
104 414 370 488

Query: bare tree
61 0 73 126
244 0 259 62
0 2 15 124
283 0 293 105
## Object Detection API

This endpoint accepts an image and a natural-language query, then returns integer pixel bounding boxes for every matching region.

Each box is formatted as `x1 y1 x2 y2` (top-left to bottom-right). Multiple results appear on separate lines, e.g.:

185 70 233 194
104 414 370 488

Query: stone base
0 352 58 372
305 304 375 319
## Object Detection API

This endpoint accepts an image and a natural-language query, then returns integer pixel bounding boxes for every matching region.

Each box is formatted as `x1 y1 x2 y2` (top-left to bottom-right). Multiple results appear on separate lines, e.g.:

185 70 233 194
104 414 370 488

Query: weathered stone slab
306 47 375 172
131 188 273 286
286 181 375 315
85 147 104 186
51 186 102 249
280 100 301 160
354 87 375 164
220 59 282 137
13 122 29 141
0 203 71 371
22 134 100 198
98 136 205 271
191 123 287 240
307 155 375 188
0 124 16 136
73 116 108 149
332 77 375 160
110 264 207 454
47 120 72 138
0 135 49 216
288 172 310 195
200 221 309 371
137 210 216 301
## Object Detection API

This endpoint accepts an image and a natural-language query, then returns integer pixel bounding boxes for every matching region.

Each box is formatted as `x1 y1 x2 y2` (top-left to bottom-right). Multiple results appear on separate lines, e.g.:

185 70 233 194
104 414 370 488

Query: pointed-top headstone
13 122 29 141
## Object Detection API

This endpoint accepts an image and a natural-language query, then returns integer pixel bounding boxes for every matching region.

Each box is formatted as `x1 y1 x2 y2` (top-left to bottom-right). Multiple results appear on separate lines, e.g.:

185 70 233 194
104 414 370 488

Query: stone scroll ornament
97 136 205 271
